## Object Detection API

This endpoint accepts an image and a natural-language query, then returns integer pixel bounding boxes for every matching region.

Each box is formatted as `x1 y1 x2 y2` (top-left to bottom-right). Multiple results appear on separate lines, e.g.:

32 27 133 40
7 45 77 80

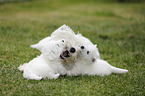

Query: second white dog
18 40 68 80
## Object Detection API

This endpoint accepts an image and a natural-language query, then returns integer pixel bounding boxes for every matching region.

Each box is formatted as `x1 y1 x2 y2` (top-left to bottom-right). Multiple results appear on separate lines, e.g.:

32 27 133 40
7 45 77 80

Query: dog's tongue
62 50 70 57
63 51 68 57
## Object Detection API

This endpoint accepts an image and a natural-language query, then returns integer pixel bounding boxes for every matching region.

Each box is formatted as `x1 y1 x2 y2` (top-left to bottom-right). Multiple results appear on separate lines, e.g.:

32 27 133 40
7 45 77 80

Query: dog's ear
76 33 82 36
94 44 97 47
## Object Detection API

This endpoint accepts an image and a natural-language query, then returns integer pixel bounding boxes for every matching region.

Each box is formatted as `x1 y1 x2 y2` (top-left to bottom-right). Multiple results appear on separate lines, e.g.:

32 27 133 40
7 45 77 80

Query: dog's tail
18 64 43 80
110 65 128 73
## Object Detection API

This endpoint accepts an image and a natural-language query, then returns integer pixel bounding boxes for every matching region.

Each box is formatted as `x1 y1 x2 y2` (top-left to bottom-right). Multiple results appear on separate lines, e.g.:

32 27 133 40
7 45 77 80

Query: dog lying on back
18 24 128 80
18 40 69 80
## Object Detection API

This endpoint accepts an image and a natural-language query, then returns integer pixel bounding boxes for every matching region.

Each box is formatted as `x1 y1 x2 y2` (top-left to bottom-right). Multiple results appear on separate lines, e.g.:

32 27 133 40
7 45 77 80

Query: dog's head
60 47 76 59
41 39 79 70
60 42 80 70
80 45 100 64
41 39 66 60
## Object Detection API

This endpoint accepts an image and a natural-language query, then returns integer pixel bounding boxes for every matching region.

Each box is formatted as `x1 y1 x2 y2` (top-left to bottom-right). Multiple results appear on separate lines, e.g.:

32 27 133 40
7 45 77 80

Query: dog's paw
35 76 43 80
53 73 60 79
27 75 43 80
18 66 23 71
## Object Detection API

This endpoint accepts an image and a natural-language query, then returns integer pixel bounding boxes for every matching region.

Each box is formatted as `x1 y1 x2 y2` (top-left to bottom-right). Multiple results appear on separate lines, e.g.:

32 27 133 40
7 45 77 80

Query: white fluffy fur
30 24 76 52
18 40 67 80
18 24 128 80
30 24 100 59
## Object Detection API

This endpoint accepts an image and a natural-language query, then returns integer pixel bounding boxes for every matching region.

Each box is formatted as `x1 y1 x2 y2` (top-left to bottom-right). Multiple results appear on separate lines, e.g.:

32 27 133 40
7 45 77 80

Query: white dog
67 45 128 76
18 24 128 80
18 40 68 80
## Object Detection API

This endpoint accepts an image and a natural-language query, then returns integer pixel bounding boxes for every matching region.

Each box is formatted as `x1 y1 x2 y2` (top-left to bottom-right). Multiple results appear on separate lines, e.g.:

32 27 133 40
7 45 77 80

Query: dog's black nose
70 47 76 53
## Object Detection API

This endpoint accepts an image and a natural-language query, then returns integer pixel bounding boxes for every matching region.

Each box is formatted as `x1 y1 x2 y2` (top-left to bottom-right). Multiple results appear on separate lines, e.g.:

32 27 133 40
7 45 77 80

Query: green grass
0 0 145 95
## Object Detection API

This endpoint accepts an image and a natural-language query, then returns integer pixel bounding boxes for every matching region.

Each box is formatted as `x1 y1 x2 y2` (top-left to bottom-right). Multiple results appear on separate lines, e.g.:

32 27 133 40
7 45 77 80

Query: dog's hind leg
48 73 60 79
23 70 42 80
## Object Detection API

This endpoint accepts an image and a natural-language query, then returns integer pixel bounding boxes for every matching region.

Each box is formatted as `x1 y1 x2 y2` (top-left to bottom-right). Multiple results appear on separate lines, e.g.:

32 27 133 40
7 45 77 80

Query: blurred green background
0 0 145 95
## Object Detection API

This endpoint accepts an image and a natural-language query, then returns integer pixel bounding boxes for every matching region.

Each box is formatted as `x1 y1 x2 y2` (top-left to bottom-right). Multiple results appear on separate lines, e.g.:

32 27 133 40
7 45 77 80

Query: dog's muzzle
60 47 76 59
60 50 70 59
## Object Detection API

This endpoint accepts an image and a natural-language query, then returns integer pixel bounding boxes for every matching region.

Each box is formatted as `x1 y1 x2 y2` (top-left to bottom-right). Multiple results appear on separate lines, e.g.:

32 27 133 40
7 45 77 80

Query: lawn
0 0 145 95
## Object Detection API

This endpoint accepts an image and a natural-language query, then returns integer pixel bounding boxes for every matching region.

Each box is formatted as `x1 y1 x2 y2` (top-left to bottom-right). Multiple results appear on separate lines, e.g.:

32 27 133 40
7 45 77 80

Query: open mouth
60 50 70 59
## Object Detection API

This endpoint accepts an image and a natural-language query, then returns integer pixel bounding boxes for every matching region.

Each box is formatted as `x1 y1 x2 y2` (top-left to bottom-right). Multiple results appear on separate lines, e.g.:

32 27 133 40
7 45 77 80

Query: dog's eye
57 44 60 47
87 51 89 55
81 46 85 49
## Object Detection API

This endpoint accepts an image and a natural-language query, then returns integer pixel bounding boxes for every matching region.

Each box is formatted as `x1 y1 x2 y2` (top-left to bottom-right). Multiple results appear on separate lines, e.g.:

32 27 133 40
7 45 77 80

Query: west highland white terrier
18 24 128 80
67 45 128 76
18 40 69 80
